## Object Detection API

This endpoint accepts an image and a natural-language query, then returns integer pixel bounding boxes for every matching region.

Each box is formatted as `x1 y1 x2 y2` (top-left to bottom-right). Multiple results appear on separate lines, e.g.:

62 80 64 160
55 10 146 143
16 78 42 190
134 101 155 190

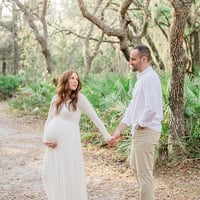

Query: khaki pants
130 128 160 200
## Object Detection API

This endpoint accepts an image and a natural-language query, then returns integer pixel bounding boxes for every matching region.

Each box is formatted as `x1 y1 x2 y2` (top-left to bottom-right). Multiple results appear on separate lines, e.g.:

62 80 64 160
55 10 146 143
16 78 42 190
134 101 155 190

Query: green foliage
157 72 200 160
92 47 117 73
0 75 21 100
158 72 171 159
7 71 200 161
116 136 131 157
154 4 171 21
184 75 200 158
9 80 56 117
18 27 46 76
50 34 84 74
81 72 136 134
80 72 134 149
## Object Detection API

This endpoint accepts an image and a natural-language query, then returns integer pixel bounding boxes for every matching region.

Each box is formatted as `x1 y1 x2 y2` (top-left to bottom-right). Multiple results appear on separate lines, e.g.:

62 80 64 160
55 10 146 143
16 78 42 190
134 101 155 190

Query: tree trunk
192 31 200 69
145 34 165 70
2 57 6 75
83 1 104 74
77 0 149 62
13 0 53 74
83 53 92 74
37 36 52 74
12 2 20 75
168 0 192 158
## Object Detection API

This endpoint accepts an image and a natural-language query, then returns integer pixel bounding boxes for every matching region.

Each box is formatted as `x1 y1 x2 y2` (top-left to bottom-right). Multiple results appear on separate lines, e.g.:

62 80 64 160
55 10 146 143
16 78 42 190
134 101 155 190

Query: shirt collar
137 66 152 79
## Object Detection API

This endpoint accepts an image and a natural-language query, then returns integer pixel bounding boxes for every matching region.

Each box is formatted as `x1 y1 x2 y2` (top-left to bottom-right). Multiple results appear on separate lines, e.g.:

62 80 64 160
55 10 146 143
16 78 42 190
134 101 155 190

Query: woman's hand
107 137 117 147
43 141 57 149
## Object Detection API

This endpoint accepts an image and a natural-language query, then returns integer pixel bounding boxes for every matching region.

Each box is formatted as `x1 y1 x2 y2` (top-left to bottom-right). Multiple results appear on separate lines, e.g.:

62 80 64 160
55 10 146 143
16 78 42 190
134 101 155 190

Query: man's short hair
133 44 151 61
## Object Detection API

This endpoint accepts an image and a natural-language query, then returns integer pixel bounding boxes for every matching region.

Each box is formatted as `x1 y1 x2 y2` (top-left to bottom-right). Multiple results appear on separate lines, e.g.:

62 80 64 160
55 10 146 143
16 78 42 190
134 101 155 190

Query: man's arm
112 122 127 140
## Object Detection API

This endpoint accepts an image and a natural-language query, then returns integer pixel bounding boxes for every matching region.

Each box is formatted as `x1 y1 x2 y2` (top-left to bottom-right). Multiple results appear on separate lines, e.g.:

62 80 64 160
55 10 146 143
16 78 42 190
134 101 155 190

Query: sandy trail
0 102 200 200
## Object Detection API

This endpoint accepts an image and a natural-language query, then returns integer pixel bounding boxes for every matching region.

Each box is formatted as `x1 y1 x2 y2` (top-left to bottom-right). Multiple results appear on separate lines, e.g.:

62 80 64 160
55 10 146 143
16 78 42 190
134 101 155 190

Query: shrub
9 81 56 117
0 75 21 100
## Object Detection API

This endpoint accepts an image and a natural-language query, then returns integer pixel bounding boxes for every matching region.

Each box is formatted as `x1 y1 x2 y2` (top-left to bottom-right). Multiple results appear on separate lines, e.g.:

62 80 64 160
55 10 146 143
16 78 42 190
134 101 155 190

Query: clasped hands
43 130 121 149
107 130 121 147
43 141 57 149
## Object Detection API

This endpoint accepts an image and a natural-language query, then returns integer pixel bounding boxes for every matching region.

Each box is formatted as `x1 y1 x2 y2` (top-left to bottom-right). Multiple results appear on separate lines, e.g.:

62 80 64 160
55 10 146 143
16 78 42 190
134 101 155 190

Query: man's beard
131 66 137 72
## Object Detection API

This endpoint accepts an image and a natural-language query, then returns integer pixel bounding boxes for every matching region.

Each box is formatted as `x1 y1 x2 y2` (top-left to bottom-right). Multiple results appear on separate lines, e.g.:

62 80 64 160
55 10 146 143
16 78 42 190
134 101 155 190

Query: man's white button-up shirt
121 66 163 135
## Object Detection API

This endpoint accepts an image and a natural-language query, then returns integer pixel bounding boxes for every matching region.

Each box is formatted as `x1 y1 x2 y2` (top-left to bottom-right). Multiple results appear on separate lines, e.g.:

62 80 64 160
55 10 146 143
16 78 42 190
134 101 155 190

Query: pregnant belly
44 118 79 142
44 125 58 143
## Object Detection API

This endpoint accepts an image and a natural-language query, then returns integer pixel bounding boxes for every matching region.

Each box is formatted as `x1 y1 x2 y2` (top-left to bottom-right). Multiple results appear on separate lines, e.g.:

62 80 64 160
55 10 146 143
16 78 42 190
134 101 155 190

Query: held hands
43 141 57 149
107 137 116 147
107 129 121 147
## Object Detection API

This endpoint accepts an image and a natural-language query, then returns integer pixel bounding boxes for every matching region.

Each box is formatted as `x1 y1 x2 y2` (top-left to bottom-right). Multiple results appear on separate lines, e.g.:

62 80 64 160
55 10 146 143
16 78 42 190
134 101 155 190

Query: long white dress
42 93 111 200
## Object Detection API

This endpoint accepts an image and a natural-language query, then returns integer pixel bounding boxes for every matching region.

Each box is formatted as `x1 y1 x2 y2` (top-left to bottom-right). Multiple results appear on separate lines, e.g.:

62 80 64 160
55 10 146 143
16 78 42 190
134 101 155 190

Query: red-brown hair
54 70 82 114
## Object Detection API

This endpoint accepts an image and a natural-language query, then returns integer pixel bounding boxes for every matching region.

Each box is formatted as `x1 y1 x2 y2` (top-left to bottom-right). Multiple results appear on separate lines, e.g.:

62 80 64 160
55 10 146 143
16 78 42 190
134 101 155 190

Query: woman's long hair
54 70 82 114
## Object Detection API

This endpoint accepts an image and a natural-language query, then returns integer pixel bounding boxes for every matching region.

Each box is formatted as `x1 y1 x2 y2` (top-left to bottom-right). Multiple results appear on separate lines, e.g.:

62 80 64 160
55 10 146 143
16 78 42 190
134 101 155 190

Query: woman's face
68 72 79 91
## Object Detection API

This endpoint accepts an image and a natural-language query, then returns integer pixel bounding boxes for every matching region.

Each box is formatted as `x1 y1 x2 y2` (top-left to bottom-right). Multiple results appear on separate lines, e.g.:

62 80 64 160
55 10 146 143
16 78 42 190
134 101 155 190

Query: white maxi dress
42 93 111 200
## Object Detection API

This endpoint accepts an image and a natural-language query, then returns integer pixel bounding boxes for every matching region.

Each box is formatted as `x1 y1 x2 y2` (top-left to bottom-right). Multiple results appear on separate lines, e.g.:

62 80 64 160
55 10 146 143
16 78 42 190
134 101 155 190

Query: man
112 44 163 200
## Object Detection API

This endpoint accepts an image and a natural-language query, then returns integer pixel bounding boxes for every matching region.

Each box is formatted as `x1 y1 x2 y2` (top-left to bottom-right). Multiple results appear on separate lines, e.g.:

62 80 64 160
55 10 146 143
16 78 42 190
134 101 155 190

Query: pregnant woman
42 70 113 200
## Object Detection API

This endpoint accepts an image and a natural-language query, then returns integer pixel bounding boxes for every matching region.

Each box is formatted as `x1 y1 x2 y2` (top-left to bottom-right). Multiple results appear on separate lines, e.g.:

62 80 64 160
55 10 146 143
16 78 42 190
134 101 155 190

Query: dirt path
0 102 200 200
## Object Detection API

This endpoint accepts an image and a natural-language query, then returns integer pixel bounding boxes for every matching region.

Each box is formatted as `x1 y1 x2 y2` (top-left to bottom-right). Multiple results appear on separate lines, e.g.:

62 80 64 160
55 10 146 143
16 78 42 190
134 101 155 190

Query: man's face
128 49 143 72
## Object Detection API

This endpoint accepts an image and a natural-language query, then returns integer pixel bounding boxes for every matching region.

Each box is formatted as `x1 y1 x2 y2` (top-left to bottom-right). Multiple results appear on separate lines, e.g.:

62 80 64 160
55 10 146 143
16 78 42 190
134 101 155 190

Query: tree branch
119 0 132 19
48 23 118 44
77 0 124 37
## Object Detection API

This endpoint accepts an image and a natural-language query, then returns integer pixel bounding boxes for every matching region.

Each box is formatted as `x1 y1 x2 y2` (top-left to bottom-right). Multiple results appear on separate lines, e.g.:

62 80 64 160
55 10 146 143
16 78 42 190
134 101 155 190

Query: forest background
0 0 200 164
